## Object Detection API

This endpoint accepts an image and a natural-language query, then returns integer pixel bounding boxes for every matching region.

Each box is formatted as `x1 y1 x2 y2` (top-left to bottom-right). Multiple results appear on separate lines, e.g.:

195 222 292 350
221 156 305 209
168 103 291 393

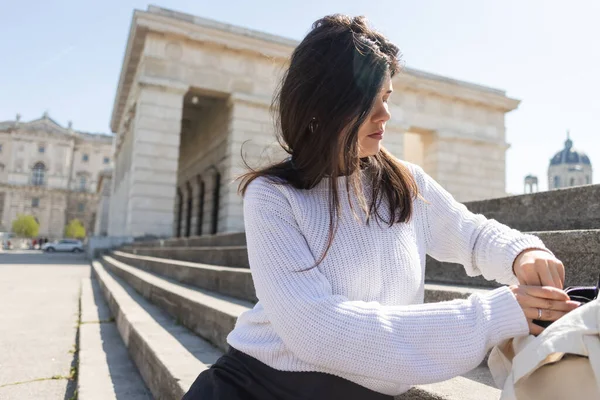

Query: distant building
524 174 539 193
0 113 114 238
548 132 593 190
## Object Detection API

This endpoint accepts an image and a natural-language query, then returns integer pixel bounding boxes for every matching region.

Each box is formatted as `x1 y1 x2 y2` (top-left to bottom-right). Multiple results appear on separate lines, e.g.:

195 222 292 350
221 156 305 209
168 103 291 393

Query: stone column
127 79 188 237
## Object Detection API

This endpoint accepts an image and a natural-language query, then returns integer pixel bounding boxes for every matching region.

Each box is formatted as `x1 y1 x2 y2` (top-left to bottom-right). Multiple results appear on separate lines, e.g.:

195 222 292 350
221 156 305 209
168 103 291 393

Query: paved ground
0 251 90 400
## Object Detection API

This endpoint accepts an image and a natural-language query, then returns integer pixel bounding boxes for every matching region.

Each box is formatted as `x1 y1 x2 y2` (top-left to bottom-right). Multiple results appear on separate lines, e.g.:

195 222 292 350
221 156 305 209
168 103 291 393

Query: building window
570 177 575 186
0 144 3 153
103 157 110 164
78 175 87 191
82 154 89 162
39 145 45 153
31 162 46 186
32 197 39 208
78 203 85 212
553 176 560 188
587 175 591 184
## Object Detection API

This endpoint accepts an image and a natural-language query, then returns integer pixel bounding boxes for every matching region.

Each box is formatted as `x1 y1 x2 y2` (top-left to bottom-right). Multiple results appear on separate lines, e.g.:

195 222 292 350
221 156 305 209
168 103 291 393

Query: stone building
107 5 521 239
0 113 114 238
548 132 593 190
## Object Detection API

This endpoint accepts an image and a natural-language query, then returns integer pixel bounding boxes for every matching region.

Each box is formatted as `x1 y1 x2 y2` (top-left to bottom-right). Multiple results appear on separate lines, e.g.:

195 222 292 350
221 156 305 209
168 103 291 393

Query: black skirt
183 347 394 400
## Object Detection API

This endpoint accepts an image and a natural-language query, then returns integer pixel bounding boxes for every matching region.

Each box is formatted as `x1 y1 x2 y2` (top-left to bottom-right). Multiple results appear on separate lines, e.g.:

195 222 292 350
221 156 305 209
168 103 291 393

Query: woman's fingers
548 265 563 289
517 293 580 312
538 264 560 289
521 285 570 301
523 307 570 322
510 285 579 335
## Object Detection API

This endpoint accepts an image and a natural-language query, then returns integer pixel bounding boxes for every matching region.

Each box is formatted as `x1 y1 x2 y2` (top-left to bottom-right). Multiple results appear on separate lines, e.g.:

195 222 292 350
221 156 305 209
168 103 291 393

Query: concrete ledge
124 229 600 289
464 184 600 231
101 255 252 352
91 261 222 399
127 246 250 267
425 229 600 288
78 277 151 400
124 232 246 249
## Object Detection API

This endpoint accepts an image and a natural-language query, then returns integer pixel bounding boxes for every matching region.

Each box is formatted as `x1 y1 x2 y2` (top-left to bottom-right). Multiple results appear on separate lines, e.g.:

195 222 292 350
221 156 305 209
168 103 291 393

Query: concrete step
100 255 252 353
123 232 246 249
91 260 223 399
112 250 257 302
464 184 600 231
78 277 152 400
99 255 500 399
110 250 491 305
126 245 250 268
426 229 600 288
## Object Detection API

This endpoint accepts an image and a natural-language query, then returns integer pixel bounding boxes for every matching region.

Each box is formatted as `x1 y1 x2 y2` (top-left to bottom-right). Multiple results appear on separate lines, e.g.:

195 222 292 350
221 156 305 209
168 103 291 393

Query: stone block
465 184 600 231
138 85 185 109
130 169 179 186
135 129 182 146
424 229 600 288
129 182 177 198
132 142 179 160
137 104 183 121
129 246 250 268
136 115 182 132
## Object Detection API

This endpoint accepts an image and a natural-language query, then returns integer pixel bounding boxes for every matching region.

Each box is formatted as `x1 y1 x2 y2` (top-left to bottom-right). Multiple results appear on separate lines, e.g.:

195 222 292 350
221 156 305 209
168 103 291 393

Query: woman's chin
358 146 381 158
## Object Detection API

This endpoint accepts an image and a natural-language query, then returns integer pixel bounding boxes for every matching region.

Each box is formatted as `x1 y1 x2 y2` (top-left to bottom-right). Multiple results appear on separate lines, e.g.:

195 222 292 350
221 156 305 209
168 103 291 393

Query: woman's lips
368 131 384 140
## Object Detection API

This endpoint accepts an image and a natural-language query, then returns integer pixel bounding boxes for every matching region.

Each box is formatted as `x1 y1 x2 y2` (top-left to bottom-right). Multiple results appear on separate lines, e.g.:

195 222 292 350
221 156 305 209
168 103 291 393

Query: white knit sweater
227 161 546 396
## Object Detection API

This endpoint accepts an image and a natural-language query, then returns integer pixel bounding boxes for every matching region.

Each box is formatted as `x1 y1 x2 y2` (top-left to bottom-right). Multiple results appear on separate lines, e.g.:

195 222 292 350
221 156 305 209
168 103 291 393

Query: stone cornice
394 70 521 112
228 92 271 109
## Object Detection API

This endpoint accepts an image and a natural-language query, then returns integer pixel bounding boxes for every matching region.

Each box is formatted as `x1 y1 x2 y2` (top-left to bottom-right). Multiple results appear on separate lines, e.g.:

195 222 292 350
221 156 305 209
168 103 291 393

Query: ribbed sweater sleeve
409 164 550 285
243 177 530 385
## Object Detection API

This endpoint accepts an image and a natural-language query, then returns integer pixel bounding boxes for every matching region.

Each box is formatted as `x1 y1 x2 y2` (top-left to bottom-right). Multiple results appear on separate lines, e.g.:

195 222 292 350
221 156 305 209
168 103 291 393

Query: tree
12 214 39 238
65 219 86 239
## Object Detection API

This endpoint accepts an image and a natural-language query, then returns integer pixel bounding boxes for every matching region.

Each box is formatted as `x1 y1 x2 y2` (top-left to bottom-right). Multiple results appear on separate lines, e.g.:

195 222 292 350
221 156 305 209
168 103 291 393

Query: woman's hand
513 249 565 289
509 285 580 335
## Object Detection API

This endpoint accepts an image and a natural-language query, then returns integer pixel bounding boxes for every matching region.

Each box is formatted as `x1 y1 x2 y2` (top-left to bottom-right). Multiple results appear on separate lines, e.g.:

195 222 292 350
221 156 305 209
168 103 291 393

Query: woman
184 14 578 399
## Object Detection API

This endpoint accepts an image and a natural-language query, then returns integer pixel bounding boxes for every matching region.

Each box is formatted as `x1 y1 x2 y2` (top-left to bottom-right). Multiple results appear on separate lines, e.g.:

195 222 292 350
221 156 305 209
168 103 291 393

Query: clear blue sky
1 0 598 194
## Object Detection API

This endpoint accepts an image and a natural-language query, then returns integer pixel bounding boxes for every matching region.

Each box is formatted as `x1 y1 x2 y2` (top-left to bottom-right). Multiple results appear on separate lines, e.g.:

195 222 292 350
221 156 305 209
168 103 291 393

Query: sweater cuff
479 286 529 350
499 234 552 285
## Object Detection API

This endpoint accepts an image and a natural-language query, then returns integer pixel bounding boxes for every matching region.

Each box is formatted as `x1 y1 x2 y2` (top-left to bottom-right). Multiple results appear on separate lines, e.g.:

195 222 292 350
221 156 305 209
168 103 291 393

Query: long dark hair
238 15 420 266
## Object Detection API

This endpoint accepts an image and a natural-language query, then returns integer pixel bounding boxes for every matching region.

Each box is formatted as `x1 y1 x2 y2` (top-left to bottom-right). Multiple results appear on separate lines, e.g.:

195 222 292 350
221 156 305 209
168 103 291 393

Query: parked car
42 239 84 253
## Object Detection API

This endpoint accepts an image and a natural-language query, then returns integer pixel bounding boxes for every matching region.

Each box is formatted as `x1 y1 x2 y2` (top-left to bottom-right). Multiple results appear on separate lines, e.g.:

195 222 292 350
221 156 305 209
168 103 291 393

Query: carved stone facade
108 5 520 238
0 113 113 238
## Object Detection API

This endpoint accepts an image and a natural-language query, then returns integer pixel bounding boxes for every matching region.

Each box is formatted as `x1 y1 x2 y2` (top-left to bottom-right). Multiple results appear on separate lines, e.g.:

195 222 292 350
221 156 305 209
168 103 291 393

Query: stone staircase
79 184 600 400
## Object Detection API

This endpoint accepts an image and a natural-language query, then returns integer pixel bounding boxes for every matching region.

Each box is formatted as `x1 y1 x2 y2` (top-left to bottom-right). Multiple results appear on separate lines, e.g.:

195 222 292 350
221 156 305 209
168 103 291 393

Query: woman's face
357 74 393 158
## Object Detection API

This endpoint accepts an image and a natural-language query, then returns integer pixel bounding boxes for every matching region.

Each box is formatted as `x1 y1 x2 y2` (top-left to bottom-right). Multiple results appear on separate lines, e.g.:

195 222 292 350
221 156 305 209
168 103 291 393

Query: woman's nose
373 104 391 123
